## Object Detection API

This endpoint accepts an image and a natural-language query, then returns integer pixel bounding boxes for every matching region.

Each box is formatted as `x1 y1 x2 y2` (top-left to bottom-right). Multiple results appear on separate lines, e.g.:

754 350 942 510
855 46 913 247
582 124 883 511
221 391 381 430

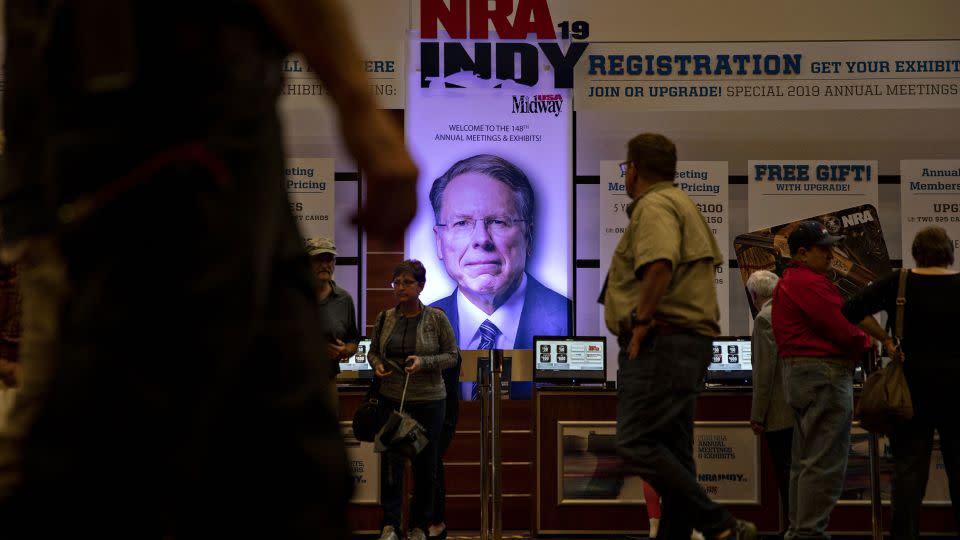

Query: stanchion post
864 346 884 540
490 349 504 540
868 431 884 540
477 356 491 540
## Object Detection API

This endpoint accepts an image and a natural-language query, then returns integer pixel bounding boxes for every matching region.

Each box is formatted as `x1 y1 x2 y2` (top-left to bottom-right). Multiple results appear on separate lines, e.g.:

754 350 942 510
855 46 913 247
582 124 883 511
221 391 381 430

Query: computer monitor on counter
706 336 752 386
533 336 607 385
336 337 374 381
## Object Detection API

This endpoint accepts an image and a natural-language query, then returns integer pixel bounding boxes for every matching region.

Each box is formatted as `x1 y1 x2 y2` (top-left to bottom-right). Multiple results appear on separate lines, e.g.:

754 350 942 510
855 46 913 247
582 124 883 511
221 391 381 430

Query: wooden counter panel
443 462 533 495
445 431 533 463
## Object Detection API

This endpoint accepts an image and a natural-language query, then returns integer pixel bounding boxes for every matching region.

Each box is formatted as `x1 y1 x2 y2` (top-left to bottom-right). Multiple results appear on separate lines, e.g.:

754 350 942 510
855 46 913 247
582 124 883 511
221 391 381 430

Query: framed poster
557 422 646 505
341 422 380 504
556 421 760 505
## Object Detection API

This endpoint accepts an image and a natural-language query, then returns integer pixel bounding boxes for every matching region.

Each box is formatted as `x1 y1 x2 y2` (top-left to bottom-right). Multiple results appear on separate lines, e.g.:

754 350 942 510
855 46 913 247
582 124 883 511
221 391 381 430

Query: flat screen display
534 336 606 384
706 336 752 384
337 337 373 376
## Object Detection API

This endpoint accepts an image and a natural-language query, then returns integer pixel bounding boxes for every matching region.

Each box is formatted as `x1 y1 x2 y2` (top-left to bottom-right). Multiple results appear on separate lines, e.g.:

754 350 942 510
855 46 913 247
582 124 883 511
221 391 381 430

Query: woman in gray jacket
369 260 458 540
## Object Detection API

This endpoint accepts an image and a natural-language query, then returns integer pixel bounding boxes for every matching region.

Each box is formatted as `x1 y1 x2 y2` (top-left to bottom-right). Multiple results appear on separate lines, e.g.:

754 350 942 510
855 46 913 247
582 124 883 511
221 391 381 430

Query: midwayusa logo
511 94 564 117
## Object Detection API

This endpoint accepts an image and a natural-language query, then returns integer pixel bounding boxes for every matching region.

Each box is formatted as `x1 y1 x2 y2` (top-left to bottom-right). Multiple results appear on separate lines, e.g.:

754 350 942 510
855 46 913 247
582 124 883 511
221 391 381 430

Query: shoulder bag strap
369 311 388 395
895 269 908 343
373 310 387 355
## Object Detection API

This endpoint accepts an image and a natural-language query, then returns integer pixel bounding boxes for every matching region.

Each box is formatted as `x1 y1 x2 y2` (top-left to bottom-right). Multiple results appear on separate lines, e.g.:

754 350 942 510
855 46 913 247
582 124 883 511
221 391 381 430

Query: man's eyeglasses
390 278 420 289
619 161 632 175
435 216 526 238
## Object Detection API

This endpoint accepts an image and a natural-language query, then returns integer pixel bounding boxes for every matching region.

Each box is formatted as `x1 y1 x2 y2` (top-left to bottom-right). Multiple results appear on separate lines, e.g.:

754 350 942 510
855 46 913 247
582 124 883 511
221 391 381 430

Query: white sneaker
379 525 400 540
408 528 428 540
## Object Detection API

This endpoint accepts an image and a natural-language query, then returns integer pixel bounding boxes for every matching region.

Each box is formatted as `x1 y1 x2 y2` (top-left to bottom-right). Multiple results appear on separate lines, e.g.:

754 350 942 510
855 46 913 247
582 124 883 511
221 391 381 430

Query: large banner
900 160 960 267
576 41 960 112
279 1 407 111
599 161 729 375
748 160 879 231
598 161 632 377
285 158 335 242
405 32 573 350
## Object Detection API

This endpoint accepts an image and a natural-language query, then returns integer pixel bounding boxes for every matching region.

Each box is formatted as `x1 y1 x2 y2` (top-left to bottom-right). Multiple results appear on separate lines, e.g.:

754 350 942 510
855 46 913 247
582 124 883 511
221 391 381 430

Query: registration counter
339 352 955 536
534 389 956 536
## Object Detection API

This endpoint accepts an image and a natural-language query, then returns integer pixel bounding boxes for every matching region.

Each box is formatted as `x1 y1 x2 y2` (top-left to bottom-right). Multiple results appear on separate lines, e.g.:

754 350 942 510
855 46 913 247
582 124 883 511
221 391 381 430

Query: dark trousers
381 398 445 532
889 413 960 539
616 332 734 540
432 399 458 525
766 427 794 534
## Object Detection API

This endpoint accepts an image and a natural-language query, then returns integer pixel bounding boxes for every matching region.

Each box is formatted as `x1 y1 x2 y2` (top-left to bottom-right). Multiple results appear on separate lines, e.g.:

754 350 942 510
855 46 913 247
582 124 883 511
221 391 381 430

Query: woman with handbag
842 226 960 539
369 260 458 540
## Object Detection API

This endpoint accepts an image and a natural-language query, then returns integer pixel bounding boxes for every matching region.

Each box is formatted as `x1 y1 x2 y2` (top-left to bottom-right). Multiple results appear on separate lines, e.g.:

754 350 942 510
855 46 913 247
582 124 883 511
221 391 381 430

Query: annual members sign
900 160 960 267
748 160 879 231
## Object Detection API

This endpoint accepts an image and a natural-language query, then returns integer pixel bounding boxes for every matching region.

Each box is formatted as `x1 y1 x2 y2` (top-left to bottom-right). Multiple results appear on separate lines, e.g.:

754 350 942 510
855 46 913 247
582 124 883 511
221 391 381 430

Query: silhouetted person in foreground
0 1 417 537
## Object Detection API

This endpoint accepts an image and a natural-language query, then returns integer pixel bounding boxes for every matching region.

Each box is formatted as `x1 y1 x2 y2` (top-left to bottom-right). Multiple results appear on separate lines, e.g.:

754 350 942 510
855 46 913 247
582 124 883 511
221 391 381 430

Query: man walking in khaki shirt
603 133 755 540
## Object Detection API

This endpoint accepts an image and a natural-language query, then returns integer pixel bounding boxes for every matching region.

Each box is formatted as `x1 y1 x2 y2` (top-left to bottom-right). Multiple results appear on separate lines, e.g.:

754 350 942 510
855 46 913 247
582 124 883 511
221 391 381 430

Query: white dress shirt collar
457 274 527 350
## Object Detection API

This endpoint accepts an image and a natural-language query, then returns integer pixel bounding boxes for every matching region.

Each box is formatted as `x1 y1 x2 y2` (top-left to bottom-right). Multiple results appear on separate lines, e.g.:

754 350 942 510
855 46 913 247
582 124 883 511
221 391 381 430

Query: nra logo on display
511 94 564 116
419 0 589 89
841 209 875 228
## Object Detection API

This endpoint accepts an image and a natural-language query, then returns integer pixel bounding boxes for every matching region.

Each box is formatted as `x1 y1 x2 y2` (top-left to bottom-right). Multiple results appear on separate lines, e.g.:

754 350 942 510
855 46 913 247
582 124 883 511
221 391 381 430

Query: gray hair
746 270 779 301
429 154 535 245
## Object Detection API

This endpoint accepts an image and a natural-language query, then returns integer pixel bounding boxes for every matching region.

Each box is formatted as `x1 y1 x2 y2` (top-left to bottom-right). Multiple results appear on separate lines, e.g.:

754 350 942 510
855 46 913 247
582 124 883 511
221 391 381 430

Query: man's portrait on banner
426 154 570 350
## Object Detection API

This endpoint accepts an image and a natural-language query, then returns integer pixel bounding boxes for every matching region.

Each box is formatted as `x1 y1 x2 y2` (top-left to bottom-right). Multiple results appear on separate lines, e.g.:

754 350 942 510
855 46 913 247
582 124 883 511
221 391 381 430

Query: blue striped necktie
478 319 502 350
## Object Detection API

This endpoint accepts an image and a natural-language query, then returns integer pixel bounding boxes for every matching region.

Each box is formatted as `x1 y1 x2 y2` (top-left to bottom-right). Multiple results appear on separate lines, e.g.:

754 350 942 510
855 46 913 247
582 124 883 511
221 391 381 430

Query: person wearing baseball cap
786 220 845 255
306 237 360 379
772 220 871 540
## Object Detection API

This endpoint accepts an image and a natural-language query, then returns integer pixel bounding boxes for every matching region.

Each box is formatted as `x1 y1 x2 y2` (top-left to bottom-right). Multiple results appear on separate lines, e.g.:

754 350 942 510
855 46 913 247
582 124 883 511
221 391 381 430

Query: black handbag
856 269 914 433
352 386 391 442
352 309 429 457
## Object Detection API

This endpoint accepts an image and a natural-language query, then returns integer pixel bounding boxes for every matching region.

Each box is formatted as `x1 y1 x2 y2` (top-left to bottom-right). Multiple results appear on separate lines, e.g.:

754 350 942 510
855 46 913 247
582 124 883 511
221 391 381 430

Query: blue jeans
782 358 853 540
380 398 445 532
616 332 735 540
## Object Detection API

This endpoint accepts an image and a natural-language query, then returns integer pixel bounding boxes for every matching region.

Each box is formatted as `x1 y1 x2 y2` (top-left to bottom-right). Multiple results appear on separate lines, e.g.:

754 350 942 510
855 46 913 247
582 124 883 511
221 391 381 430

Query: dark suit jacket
430 273 571 349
